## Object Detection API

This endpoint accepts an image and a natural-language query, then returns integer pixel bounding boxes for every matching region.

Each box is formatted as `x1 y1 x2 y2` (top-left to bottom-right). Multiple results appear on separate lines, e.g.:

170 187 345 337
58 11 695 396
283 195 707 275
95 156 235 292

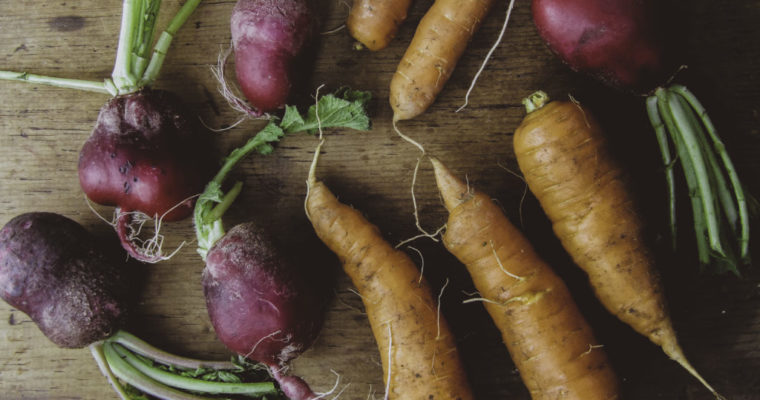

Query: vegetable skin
203 222 324 366
432 158 620 400
305 179 474 400
390 0 494 121
231 0 316 113
347 0 413 51
531 0 673 94
514 93 721 396
0 212 127 349
79 89 209 223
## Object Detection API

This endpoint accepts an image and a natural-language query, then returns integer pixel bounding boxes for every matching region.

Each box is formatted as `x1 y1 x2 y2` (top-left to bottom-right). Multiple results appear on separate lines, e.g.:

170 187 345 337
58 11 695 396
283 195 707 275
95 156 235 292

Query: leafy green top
194 89 372 260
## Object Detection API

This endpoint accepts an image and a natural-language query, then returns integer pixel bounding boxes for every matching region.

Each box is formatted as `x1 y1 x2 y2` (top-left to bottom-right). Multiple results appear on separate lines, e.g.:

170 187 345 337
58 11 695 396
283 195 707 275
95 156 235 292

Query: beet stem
646 95 678 250
111 343 279 397
205 181 243 224
112 0 142 91
140 0 204 87
670 85 750 261
0 70 113 95
130 0 161 77
110 330 237 370
656 88 714 266
103 341 213 400
90 342 131 400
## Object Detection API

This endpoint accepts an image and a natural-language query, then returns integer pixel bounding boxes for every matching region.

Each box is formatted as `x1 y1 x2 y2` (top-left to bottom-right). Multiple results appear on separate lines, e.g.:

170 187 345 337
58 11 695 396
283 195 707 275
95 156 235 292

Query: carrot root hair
457 0 517 112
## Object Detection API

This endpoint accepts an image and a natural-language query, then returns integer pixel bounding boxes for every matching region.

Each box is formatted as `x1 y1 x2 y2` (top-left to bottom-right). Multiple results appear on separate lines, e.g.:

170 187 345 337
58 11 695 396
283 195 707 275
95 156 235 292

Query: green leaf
280 105 305 131
123 385 151 400
194 88 372 258
283 89 372 134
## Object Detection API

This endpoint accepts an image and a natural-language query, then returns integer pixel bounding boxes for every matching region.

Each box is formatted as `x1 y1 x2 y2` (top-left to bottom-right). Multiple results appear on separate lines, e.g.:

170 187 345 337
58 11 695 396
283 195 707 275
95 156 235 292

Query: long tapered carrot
430 157 620 399
305 150 473 399
513 91 722 398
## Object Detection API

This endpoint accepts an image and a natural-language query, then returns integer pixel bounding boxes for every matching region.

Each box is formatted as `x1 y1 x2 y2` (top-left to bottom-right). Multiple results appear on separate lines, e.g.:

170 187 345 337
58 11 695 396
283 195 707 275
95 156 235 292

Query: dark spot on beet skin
48 16 86 32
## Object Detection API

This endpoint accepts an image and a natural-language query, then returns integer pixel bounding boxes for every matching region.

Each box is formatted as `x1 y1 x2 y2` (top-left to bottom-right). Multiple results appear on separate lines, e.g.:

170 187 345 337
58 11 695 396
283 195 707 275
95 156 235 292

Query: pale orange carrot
431 157 620 399
347 0 413 51
513 91 722 398
304 148 474 399
390 0 494 121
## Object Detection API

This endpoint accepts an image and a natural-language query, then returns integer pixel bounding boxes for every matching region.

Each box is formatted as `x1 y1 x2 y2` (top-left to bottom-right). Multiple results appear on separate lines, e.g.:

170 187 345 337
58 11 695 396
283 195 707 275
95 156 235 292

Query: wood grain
1 1 759 399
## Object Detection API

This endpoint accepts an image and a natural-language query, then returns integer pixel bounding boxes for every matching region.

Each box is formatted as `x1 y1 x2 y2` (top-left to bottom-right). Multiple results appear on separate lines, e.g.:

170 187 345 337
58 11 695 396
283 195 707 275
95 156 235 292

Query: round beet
79 89 210 222
0 213 128 348
532 0 676 93
202 223 324 366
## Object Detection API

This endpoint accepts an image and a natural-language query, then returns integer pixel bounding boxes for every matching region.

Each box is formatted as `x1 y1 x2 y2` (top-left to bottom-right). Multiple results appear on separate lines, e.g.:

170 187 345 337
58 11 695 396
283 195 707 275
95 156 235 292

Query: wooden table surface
1 1 759 399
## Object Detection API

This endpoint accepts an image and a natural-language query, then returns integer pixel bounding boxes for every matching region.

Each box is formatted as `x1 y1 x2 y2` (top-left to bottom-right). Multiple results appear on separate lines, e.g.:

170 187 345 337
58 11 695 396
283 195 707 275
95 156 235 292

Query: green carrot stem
112 0 143 91
109 330 237 370
656 88 713 265
660 89 726 257
670 84 750 261
0 71 113 95
646 95 678 249
140 0 203 86
90 342 131 400
103 342 213 400
111 343 278 396
522 91 550 114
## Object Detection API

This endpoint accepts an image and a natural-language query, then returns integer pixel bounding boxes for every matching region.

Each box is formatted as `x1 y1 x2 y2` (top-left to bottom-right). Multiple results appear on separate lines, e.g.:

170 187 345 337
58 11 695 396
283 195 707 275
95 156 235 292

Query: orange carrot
431 157 620 399
347 0 413 51
513 91 722 398
305 148 473 399
390 0 494 121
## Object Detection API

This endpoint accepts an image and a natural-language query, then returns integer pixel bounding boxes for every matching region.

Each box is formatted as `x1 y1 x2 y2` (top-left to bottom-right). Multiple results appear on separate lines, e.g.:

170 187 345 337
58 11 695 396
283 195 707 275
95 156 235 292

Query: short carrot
431 157 620 400
347 0 413 51
390 0 494 121
513 91 722 398
305 146 474 399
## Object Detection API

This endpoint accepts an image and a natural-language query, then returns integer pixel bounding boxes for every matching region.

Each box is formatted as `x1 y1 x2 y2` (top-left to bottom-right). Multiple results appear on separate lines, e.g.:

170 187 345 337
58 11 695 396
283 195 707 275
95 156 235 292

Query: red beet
78 90 211 262
231 0 316 113
0 213 128 348
202 223 325 399
79 90 209 221
203 223 324 364
532 0 675 93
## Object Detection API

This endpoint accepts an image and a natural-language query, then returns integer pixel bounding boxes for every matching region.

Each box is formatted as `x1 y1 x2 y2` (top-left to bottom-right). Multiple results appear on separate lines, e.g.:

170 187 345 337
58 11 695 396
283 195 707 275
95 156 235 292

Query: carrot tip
430 158 472 211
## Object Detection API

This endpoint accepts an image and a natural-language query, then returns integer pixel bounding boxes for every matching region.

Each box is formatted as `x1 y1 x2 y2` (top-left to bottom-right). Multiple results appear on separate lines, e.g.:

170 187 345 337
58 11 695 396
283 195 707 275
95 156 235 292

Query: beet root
0 213 128 348
203 222 323 364
79 89 210 221
78 89 211 262
231 0 316 113
531 0 676 93
202 222 325 399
